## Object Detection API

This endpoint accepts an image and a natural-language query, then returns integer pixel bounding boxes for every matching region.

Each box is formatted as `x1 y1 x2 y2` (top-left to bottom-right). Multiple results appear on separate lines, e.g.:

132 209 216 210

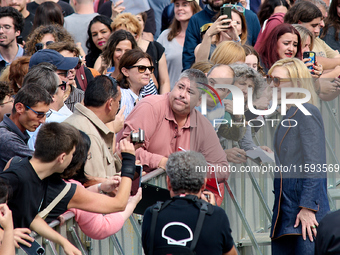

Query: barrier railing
16 98 340 255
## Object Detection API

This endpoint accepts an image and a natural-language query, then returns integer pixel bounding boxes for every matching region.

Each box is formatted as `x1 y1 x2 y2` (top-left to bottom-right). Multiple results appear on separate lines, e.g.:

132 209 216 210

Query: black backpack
148 195 212 255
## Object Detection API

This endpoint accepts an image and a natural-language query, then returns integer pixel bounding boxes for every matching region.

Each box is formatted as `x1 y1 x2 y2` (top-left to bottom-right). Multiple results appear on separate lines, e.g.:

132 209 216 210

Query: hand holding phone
303 51 316 71
220 6 232 26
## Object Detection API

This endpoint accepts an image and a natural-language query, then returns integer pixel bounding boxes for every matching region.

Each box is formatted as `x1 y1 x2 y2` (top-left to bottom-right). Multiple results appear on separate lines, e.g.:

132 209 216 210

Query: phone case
19 240 45 255
303 51 315 70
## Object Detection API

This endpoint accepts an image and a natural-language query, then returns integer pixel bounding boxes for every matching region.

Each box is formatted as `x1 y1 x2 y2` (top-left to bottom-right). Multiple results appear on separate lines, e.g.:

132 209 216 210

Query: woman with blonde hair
210 41 246 65
157 0 201 89
268 57 329 254
110 13 170 94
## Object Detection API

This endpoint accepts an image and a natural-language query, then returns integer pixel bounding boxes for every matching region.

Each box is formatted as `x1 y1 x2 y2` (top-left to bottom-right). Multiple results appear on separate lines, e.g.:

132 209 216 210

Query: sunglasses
127 65 155 74
222 3 245 13
35 41 54 52
266 75 291 87
58 81 67 91
26 105 52 118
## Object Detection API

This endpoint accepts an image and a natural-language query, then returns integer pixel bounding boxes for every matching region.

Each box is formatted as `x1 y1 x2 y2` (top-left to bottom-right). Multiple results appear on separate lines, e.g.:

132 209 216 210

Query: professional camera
130 128 145 143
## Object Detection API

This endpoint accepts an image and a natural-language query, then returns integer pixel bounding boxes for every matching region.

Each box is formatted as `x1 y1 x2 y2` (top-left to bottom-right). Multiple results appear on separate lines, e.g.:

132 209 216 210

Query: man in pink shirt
118 69 229 180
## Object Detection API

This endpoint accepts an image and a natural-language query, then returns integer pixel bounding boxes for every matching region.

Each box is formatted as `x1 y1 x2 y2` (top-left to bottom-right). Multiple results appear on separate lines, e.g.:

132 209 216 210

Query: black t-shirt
22 12 34 41
0 157 76 228
44 174 77 224
0 157 48 228
27 1 74 17
142 197 234 255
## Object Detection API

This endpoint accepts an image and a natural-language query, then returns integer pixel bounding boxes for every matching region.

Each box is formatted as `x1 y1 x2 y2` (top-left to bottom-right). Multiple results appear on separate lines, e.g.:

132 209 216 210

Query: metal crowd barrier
16 98 340 255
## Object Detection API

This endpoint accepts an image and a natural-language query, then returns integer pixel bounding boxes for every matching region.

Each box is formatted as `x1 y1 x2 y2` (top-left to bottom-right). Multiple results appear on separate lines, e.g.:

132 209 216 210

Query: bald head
207 64 234 79
206 64 234 108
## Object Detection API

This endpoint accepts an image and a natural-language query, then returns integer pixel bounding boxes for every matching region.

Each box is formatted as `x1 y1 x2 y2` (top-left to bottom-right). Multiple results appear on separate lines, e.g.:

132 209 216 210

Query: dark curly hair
85 15 112 68
0 6 24 33
0 81 13 103
25 24 74 56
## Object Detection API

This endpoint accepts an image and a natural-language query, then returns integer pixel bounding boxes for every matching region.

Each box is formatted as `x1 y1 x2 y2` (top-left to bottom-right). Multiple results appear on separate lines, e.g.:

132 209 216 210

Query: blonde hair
210 41 246 65
111 13 142 37
191 60 214 73
292 24 314 52
268 58 318 106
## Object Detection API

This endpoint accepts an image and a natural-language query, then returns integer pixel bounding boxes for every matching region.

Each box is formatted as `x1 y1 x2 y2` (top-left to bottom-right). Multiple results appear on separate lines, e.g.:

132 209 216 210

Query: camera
130 128 145 143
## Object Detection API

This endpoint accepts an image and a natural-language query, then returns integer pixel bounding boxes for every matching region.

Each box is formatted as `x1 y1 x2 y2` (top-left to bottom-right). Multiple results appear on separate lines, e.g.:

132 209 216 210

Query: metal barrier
16 98 340 255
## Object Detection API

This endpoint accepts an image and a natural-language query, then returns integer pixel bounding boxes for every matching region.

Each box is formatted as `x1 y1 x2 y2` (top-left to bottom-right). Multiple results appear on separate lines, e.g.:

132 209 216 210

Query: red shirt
118 93 229 180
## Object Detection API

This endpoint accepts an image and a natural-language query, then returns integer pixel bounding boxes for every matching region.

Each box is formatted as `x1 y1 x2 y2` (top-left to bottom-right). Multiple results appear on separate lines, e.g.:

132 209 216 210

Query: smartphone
303 51 316 70
131 165 143 195
17 35 23 45
220 6 232 26
19 240 45 255
136 165 143 188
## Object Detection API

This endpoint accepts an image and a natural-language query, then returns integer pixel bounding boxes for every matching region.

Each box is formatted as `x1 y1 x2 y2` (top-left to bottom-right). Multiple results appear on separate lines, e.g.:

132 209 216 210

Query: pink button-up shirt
118 93 229 179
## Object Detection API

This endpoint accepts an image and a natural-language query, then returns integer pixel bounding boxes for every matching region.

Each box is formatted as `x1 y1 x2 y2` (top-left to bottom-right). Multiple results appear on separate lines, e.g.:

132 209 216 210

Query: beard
0 37 15 48
209 0 229 11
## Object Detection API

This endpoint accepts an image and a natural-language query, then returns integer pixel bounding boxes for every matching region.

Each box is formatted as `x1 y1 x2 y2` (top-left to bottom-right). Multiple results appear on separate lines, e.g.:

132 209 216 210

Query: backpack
148 195 211 255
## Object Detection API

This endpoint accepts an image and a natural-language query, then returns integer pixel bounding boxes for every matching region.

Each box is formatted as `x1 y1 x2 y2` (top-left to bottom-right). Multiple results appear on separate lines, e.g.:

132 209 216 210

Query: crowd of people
0 0 339 254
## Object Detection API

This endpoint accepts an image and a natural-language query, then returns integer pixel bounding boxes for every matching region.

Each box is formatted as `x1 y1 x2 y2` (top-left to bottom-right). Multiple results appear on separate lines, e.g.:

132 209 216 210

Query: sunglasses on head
222 3 245 13
25 105 52 118
35 41 54 52
127 65 155 74
58 81 67 91
266 75 291 87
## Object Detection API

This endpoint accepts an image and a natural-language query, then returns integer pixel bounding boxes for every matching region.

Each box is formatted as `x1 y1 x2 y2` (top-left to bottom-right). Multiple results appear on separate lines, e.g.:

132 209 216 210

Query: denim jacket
270 103 330 239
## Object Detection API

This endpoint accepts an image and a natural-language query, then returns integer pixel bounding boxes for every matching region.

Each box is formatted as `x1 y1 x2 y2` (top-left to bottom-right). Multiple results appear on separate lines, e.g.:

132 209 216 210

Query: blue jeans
272 235 315 255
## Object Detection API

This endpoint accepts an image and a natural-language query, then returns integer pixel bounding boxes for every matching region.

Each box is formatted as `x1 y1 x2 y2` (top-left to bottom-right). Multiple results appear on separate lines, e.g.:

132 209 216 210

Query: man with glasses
26 51 78 149
0 6 24 74
0 83 52 171
0 81 13 121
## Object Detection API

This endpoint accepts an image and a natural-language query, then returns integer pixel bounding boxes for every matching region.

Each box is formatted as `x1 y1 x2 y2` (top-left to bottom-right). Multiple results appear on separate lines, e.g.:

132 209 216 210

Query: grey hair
166 151 207 195
207 64 235 84
229 63 264 99
23 63 59 96
178 68 208 96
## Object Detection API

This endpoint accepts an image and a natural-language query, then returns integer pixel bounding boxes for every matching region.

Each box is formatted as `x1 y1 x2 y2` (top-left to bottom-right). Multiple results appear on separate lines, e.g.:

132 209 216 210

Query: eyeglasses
222 3 245 13
266 75 291 87
0 25 12 31
126 65 155 74
0 98 14 106
25 105 52 118
58 81 67 91
35 41 54 52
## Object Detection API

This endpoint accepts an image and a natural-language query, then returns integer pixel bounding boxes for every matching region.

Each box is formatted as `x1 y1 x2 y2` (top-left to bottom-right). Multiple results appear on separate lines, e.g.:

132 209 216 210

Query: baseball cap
29 49 78 70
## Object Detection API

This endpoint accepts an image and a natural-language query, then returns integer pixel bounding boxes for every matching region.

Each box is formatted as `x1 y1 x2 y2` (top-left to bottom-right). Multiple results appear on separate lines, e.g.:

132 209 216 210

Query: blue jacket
182 5 261 70
270 104 330 239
